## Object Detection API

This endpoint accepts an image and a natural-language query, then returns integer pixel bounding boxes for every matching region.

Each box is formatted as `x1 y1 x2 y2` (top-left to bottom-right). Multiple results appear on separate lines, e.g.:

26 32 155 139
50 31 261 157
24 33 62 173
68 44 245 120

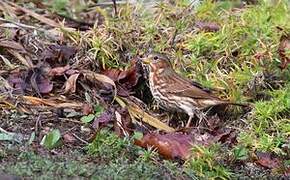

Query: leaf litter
0 0 289 179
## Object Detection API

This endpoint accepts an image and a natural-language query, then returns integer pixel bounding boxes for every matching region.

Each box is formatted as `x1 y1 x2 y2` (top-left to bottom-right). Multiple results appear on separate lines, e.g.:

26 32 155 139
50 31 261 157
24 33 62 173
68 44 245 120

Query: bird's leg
186 115 193 127
195 110 207 125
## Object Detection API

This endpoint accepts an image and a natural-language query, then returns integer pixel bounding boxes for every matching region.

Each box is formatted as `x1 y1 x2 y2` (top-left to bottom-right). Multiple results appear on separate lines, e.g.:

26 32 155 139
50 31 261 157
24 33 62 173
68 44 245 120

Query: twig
0 127 10 134
59 118 83 124
72 133 89 144
5 1 60 28
0 17 39 30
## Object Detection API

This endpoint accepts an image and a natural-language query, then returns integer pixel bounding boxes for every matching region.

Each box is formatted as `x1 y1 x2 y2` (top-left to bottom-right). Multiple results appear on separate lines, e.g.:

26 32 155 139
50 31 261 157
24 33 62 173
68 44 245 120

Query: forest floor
0 0 290 179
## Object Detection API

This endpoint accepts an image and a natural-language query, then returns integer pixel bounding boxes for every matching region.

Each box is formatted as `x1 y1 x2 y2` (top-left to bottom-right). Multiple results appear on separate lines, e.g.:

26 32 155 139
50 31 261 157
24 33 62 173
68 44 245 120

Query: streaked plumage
143 53 246 127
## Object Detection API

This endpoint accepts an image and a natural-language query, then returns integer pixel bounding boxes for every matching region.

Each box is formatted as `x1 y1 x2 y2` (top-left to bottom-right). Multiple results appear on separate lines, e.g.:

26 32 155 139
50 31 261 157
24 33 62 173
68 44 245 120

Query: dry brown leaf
278 34 290 69
7 49 33 68
6 1 60 28
22 96 83 108
63 133 77 144
0 40 26 51
195 21 220 32
82 70 117 97
64 73 80 94
101 58 141 96
255 152 282 169
135 133 192 160
48 65 71 77
124 98 175 132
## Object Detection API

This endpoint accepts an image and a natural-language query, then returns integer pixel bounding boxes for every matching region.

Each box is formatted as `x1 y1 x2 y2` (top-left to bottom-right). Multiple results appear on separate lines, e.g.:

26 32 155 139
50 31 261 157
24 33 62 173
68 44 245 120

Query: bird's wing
166 73 219 100
190 81 212 93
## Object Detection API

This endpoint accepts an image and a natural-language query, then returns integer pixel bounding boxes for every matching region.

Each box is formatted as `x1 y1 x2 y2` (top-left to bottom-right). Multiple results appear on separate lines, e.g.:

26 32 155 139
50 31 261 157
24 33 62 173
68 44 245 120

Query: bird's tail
221 101 252 108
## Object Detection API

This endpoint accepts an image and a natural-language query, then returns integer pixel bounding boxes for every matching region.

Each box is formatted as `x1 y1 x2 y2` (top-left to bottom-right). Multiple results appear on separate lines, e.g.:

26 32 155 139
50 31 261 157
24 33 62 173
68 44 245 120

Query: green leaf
132 131 143 140
27 132 36 145
42 129 61 149
0 132 23 143
0 133 14 141
233 146 248 160
94 105 104 117
81 114 95 123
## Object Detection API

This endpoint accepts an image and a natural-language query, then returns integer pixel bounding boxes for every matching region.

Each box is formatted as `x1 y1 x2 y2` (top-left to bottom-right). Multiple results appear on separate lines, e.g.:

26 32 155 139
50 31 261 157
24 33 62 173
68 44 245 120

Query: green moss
186 144 232 179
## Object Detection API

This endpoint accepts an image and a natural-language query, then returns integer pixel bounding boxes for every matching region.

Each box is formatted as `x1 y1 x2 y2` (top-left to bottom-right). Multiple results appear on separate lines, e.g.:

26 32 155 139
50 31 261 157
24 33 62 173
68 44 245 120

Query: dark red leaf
42 44 76 63
101 58 141 96
255 152 282 169
278 34 290 69
135 133 193 160
82 104 93 115
63 133 77 144
7 70 26 94
92 109 114 129
7 67 53 95
195 21 220 32
48 65 71 77
37 75 53 94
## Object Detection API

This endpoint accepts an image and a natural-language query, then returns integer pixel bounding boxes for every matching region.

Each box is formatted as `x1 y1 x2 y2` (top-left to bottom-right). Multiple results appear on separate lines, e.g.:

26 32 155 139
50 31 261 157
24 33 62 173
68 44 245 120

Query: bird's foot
195 110 208 126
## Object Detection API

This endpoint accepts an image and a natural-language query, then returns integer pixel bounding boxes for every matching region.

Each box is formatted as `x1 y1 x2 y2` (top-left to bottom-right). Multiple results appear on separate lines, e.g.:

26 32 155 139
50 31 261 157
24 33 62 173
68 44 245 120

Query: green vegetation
1 130 191 179
186 144 232 179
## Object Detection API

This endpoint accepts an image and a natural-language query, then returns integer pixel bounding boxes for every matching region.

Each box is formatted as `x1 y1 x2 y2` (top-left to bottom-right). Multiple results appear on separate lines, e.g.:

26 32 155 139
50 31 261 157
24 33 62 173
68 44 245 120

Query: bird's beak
142 58 151 64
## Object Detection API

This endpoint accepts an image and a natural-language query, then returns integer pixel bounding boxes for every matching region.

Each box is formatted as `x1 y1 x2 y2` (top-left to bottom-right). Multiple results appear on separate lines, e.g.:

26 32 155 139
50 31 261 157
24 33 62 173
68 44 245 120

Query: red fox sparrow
142 53 247 127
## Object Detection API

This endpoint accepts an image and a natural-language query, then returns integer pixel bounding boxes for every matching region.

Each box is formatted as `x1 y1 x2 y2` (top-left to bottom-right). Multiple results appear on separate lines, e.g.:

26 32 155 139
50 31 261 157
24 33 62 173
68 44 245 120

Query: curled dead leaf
35 75 53 94
195 21 220 32
64 73 80 94
63 133 77 144
101 58 142 96
278 34 290 69
7 67 53 95
135 132 193 160
82 70 116 98
22 96 83 109
42 45 77 63
48 65 71 77
255 152 282 169
0 40 26 52
122 97 175 132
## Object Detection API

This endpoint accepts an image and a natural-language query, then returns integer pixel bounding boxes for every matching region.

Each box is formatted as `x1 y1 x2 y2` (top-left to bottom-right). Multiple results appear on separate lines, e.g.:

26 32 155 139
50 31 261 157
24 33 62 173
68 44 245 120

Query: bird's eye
153 56 159 60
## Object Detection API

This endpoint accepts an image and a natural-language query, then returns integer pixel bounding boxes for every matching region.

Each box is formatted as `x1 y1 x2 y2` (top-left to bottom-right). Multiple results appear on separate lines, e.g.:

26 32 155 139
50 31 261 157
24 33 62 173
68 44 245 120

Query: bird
142 52 248 127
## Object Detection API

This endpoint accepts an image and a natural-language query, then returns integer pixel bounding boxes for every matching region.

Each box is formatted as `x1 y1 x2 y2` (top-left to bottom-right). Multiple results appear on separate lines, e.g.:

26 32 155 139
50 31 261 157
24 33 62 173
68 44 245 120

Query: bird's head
142 53 172 73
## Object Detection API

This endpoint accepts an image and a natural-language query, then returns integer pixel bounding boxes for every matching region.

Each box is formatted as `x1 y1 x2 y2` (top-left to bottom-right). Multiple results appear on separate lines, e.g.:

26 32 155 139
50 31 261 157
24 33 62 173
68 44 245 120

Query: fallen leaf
82 103 93 115
7 70 26 94
0 40 26 51
101 58 141 96
43 45 77 63
64 73 80 94
135 132 193 160
82 70 117 98
7 49 33 68
22 96 83 109
63 133 77 143
278 34 290 69
123 97 175 132
195 21 220 32
35 74 53 94
48 65 71 77
8 67 53 95
81 114 95 123
255 152 282 169
41 129 62 149
50 45 77 61
6 1 60 28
